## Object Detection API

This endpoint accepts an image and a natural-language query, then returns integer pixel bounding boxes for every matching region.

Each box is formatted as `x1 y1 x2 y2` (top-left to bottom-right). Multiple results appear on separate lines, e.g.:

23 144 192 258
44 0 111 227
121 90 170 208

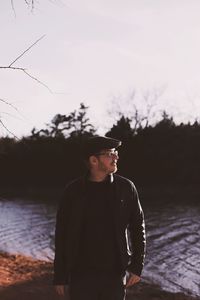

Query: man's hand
125 273 140 288
54 285 65 297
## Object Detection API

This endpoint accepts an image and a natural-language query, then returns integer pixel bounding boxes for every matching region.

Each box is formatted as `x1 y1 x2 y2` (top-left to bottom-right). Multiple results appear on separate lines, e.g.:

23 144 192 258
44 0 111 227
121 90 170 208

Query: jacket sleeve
53 189 69 285
127 182 146 276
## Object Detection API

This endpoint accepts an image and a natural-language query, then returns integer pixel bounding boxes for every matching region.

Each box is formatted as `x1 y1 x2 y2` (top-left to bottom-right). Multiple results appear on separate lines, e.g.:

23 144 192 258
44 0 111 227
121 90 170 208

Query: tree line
0 103 199 189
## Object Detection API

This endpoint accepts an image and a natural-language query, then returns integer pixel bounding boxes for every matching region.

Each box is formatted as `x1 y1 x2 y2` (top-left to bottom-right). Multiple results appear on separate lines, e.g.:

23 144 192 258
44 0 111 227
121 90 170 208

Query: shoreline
0 252 198 300
1 183 200 203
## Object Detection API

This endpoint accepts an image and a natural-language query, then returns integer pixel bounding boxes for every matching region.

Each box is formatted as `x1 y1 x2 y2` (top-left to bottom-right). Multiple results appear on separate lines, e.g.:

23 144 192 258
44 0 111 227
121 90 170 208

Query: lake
0 195 199 297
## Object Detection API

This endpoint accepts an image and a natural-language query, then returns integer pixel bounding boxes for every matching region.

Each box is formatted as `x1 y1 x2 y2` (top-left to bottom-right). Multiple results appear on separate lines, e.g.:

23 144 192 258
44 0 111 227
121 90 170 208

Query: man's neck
88 171 109 182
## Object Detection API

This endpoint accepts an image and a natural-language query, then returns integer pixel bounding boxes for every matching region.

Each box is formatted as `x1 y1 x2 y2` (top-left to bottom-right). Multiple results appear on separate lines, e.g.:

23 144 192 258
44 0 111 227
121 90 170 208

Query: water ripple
0 198 199 297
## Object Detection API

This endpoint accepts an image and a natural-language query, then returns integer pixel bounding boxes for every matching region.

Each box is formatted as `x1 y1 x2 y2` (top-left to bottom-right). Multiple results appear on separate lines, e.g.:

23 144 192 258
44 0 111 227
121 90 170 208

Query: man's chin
110 166 117 174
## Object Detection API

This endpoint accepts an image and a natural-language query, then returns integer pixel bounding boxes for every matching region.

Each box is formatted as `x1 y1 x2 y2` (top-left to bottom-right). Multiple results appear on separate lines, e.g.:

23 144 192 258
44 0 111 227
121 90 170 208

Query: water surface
0 197 199 297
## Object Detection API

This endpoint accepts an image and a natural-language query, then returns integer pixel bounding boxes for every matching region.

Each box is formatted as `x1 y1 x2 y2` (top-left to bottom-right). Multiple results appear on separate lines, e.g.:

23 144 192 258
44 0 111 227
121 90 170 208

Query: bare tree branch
0 98 30 122
11 0 35 12
3 4 53 137
31 0 35 11
0 98 27 138
0 98 21 115
108 87 166 133
9 35 45 67
0 66 52 92
23 69 53 93
0 111 24 121
0 119 19 140
0 35 53 93
10 0 16 17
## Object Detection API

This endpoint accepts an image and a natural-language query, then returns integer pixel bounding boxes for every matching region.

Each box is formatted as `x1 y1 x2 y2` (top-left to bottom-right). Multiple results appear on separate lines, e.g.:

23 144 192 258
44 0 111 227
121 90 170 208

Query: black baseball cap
82 136 122 159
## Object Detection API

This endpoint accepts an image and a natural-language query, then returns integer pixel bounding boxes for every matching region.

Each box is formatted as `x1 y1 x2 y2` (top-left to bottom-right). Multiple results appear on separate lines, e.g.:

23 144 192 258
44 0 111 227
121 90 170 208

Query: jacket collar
82 172 114 184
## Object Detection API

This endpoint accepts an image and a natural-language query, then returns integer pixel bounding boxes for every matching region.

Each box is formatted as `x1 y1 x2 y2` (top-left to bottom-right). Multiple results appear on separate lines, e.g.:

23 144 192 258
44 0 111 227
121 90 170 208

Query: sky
1 0 200 137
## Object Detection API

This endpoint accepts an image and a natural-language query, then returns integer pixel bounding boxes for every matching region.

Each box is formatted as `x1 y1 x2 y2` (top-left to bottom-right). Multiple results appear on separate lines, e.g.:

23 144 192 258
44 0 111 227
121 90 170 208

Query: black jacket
53 174 146 285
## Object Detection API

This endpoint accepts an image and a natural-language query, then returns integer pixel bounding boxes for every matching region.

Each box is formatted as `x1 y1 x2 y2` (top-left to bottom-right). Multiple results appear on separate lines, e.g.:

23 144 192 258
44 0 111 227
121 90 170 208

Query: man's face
95 148 119 174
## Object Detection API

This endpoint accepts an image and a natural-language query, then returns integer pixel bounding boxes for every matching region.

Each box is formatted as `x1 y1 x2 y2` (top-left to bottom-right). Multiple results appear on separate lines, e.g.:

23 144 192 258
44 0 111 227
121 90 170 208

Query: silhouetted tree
31 103 96 139
108 88 164 134
3 109 200 189
106 116 134 142
154 111 175 131
70 103 96 137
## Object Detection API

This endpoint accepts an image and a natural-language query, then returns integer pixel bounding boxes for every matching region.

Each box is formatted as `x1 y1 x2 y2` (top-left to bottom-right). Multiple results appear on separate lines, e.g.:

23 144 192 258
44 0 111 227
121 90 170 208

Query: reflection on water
0 197 199 297
143 203 200 297
0 198 56 261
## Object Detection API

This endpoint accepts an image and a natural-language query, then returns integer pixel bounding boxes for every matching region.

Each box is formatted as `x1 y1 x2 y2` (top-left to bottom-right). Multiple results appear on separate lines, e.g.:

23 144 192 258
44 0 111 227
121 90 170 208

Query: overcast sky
1 0 200 137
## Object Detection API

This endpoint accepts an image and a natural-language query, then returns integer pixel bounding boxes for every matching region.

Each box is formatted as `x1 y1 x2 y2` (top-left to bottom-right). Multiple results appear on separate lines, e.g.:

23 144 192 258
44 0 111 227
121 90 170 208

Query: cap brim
83 136 122 158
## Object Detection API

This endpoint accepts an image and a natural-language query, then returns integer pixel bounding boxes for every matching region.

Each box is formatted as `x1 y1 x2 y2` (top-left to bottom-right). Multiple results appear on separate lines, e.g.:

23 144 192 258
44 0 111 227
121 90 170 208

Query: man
53 136 146 300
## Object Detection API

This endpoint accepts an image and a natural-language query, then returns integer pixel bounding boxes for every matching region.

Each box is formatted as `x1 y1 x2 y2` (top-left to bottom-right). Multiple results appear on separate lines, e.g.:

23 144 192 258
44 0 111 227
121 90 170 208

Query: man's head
83 136 122 176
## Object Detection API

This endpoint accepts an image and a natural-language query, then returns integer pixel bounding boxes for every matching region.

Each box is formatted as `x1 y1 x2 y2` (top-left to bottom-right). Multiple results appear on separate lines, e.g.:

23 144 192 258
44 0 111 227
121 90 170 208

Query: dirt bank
0 252 197 300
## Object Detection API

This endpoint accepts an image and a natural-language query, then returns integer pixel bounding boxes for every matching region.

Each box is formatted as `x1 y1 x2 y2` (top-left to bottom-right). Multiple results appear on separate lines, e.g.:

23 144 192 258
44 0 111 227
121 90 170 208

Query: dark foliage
1 106 200 189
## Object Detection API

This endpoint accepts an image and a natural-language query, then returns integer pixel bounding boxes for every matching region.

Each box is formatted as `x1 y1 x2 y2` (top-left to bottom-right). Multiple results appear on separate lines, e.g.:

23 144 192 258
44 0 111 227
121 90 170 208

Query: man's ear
89 155 97 166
